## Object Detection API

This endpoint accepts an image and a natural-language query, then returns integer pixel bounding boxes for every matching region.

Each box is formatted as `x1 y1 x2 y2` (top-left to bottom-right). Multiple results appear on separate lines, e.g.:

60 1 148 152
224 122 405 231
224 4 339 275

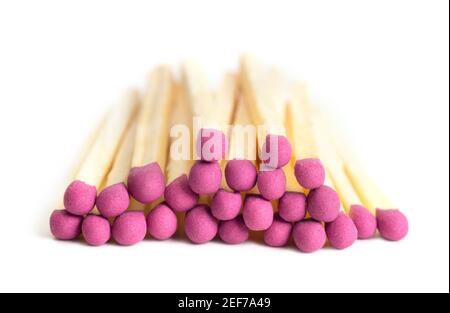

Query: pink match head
188 161 222 195
96 183 130 218
197 128 228 162
127 162 165 204
292 220 327 253
146 203 177 240
242 195 274 231
376 209 409 241
349 205 377 239
307 185 341 222
261 134 292 169
82 214 111 246
63 180 97 216
257 167 286 201
294 158 326 190
264 214 293 247
225 160 258 192
184 205 218 244
112 211 147 246
50 210 83 240
325 212 358 250
211 189 242 221
219 215 249 245
278 192 307 222
164 175 199 212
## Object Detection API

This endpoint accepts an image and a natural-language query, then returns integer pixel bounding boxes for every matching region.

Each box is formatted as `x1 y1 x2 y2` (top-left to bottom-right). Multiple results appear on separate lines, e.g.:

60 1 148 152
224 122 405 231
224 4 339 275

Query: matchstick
182 62 235 195
210 80 250 222
50 113 107 240
239 55 291 201
308 111 356 250
223 96 273 232
164 84 198 213
63 90 139 216
276 86 308 224
312 111 376 240
330 129 408 241
286 83 341 223
96 117 138 218
287 83 326 190
225 97 258 193
127 66 174 205
213 96 256 242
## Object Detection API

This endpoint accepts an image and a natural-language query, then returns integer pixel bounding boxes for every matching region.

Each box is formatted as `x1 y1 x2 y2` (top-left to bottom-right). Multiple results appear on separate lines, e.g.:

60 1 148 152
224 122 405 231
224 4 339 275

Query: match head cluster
51 132 409 252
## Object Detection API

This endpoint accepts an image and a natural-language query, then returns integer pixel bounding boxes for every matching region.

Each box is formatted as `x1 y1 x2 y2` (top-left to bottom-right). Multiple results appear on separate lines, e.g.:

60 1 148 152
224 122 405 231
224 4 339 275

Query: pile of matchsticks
49 56 409 252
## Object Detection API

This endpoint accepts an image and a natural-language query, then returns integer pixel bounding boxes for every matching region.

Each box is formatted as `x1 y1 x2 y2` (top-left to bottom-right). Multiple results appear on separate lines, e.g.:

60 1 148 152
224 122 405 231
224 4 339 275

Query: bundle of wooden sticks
50 55 408 252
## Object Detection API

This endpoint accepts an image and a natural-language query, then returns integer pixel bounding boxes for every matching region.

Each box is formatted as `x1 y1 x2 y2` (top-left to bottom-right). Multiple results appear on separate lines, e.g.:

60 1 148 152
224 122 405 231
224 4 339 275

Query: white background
0 0 448 293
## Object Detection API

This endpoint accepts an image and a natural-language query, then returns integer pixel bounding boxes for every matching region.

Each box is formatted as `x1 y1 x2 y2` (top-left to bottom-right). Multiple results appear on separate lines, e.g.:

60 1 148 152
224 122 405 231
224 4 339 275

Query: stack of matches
50 56 409 251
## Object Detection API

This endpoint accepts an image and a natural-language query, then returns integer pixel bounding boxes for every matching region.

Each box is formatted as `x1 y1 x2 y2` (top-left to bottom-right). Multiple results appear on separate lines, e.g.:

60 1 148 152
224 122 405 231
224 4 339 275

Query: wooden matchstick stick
51 113 108 240
164 83 198 214
182 62 236 195
287 83 341 223
225 96 258 193
96 114 138 218
318 114 409 241
239 55 292 201
63 90 139 216
287 82 327 190
127 66 174 205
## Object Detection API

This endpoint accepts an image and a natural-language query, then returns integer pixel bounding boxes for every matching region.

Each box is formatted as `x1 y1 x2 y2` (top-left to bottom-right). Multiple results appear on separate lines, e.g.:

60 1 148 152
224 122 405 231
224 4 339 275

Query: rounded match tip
294 158 326 190
82 214 111 246
243 195 274 231
261 134 292 169
63 180 97 216
325 212 358 250
349 205 377 239
184 205 218 244
188 161 222 195
112 211 147 246
219 215 249 245
146 203 178 240
127 163 165 204
264 214 293 247
50 210 83 240
96 183 130 218
164 175 199 212
225 160 258 192
257 167 286 201
197 128 228 162
278 191 307 223
292 219 327 253
376 209 409 241
211 189 242 221
307 185 341 222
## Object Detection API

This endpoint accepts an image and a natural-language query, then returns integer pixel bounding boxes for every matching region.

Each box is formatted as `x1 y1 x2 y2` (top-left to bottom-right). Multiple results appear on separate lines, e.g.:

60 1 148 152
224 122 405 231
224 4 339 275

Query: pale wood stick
227 97 257 162
287 82 319 161
166 84 194 184
75 90 139 188
224 96 258 192
317 113 395 213
56 113 106 208
311 111 362 212
214 72 237 130
182 62 236 162
240 57 301 194
104 117 138 187
165 83 193 236
239 54 289 149
182 61 213 124
132 66 174 168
